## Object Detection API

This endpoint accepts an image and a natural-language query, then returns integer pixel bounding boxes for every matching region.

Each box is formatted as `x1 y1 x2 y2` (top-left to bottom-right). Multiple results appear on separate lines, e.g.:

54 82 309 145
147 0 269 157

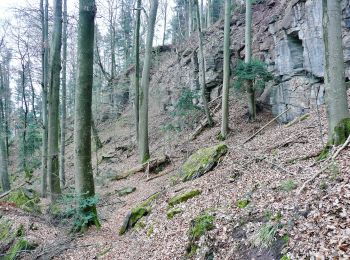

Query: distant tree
0 43 10 191
322 0 350 144
195 0 213 126
74 0 100 229
244 0 255 121
59 0 68 188
220 0 232 139
40 0 49 197
138 0 159 163
48 0 62 200
134 0 141 144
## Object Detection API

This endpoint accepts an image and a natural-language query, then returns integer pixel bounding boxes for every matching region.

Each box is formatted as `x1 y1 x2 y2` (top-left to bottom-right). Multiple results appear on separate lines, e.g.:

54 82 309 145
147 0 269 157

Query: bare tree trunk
207 0 212 27
195 0 213 126
0 65 10 192
162 1 167 46
220 0 232 139
245 0 255 121
74 0 100 229
41 0 49 197
91 117 102 150
322 0 350 145
138 0 159 163
59 0 67 189
48 0 63 201
134 0 141 145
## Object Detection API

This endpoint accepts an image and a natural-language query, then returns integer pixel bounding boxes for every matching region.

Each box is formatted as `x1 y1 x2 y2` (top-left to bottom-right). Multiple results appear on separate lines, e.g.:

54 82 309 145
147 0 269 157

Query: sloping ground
3 89 348 259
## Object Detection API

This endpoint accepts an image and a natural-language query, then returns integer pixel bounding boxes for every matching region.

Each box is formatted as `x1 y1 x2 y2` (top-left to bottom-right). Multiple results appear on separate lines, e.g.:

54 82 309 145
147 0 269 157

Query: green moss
168 189 201 208
279 179 297 192
280 255 291 260
182 144 228 182
15 224 25 237
236 199 250 209
119 192 160 235
6 188 41 213
332 118 350 145
134 219 146 230
116 187 136 196
167 208 183 219
5 239 37 260
189 213 215 241
0 218 12 242
147 225 154 237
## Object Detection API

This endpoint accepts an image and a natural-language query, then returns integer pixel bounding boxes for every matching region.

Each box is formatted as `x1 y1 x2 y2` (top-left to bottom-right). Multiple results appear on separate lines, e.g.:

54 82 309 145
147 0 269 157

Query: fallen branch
285 113 310 128
189 119 209 141
262 158 295 175
298 134 350 195
0 178 38 200
243 107 291 144
112 155 170 181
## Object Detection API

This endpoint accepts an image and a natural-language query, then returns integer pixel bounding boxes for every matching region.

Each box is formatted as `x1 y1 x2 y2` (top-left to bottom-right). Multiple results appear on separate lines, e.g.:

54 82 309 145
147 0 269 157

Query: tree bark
41 0 49 197
59 0 68 189
138 0 159 163
195 0 213 126
0 65 10 192
134 0 141 145
48 0 63 200
220 0 232 139
245 0 256 121
322 0 350 144
74 0 100 228
162 1 168 46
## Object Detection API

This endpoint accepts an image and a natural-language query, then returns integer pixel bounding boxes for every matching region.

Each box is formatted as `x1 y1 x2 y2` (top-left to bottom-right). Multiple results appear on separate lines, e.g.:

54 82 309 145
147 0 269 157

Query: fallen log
112 155 170 181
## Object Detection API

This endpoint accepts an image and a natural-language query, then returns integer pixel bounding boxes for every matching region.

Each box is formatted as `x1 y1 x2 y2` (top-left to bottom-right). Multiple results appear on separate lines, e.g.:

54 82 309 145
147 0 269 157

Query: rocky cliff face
148 0 350 123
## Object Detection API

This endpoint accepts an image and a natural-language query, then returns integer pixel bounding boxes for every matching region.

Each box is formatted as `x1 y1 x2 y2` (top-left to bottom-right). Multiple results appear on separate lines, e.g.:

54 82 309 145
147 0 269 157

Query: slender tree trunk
207 0 212 26
322 0 350 144
41 0 49 197
195 0 213 126
21 63 28 171
59 0 68 188
0 66 10 192
48 0 63 201
162 1 167 46
188 0 193 37
74 0 100 229
221 0 232 139
134 0 141 145
245 0 255 121
138 0 159 163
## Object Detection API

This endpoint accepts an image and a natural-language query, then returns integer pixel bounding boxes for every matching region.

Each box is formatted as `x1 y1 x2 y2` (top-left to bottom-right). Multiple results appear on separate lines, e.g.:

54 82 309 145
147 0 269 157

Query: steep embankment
2 89 349 259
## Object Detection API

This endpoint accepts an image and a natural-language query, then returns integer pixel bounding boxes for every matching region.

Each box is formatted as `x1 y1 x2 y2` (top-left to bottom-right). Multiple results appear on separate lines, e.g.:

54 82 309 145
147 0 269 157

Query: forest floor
1 91 350 260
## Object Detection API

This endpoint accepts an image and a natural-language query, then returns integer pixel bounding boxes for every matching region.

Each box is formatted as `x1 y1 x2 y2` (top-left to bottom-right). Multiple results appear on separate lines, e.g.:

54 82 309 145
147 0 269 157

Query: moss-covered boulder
168 189 201 208
6 188 41 213
119 192 160 235
181 144 228 182
116 187 136 197
167 208 183 219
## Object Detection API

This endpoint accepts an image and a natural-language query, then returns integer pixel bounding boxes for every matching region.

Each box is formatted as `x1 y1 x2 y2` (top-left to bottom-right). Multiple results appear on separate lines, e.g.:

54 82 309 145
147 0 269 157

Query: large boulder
181 144 228 182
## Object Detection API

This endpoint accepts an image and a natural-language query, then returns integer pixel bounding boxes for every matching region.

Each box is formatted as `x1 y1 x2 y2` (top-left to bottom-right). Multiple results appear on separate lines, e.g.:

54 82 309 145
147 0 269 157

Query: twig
298 135 350 195
243 108 291 144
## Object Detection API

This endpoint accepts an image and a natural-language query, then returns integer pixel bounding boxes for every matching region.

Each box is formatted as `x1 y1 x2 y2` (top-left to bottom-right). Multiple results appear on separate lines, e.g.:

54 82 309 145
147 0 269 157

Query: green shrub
251 223 279 248
234 59 273 91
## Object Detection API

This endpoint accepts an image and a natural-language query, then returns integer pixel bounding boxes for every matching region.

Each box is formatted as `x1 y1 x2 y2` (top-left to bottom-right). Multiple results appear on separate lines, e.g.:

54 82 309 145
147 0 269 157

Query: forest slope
2 89 349 260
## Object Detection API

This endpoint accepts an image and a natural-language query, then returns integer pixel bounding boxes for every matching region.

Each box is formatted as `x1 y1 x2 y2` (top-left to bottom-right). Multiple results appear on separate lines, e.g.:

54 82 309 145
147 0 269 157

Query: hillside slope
2 89 349 260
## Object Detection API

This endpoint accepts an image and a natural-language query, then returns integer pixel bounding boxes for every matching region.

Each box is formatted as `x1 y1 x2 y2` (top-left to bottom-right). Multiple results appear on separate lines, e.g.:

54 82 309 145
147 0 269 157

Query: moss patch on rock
168 189 201 208
181 144 228 182
119 192 160 235
116 187 136 197
6 188 41 213
186 213 215 256
167 208 183 219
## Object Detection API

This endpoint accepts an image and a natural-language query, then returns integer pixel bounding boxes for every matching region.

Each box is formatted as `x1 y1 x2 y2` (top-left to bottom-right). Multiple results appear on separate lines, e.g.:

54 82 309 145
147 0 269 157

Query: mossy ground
6 188 41 213
186 213 215 255
182 144 228 182
166 208 183 219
